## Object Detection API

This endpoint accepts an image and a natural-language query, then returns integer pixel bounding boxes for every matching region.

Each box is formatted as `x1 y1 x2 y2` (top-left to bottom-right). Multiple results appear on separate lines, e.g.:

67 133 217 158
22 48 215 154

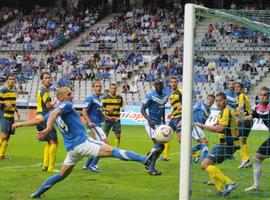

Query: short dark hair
110 83 117 88
6 74 15 81
92 80 101 87
215 92 227 100
40 72 51 80
235 82 243 89
207 94 215 99
260 87 270 96
228 79 235 83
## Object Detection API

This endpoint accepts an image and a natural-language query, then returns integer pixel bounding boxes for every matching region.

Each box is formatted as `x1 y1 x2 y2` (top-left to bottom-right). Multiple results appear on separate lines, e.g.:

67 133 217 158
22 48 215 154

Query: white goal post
179 3 270 200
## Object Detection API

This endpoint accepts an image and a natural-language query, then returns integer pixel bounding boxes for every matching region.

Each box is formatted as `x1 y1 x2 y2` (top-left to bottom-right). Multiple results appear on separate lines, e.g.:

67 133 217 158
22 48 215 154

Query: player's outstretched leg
31 165 74 198
144 143 164 175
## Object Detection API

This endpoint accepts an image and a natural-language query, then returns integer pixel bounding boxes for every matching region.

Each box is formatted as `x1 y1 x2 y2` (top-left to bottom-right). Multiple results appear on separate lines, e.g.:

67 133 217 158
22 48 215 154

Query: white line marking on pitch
0 163 62 169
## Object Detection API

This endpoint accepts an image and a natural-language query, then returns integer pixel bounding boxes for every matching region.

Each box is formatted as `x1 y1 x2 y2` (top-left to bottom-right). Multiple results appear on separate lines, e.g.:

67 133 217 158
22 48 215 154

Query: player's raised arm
12 117 45 130
40 108 62 135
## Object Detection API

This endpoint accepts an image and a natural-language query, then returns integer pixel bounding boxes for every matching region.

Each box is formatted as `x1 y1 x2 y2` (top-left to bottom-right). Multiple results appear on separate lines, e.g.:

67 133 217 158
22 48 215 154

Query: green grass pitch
0 125 269 199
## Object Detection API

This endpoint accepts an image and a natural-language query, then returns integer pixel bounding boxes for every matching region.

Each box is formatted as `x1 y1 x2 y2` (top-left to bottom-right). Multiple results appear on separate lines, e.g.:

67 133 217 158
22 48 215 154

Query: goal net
180 4 270 200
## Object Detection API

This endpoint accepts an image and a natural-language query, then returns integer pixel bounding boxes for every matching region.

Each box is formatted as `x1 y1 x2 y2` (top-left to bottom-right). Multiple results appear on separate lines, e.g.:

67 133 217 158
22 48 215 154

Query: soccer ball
154 125 173 143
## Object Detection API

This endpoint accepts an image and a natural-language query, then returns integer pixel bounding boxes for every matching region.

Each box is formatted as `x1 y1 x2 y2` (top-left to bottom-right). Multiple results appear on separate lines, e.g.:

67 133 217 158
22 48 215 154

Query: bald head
57 87 72 101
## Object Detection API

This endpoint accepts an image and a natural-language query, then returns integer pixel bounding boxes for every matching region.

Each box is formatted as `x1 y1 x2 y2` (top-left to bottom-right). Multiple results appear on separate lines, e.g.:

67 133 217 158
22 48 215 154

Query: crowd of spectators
0 7 20 27
79 7 183 52
0 6 106 52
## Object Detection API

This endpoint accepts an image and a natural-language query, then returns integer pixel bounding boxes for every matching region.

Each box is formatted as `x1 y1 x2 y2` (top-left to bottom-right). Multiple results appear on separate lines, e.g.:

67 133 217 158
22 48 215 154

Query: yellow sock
42 143 50 169
192 151 201 158
0 140 8 156
242 144 250 161
206 165 232 185
208 168 225 191
163 143 170 159
48 143 58 171
115 138 120 148
0 138 2 146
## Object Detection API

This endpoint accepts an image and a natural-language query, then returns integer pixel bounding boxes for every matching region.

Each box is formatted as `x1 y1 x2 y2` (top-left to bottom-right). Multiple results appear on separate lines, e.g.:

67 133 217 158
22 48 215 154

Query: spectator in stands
214 71 223 92
241 61 251 71
129 81 138 94
207 59 216 71
242 76 251 92
122 81 130 93
206 70 214 83
250 64 258 78
139 70 147 81
146 70 155 82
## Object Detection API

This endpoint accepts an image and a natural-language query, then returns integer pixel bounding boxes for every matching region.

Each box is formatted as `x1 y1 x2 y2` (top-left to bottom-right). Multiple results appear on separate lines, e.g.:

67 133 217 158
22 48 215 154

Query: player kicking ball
194 92 239 196
12 87 153 198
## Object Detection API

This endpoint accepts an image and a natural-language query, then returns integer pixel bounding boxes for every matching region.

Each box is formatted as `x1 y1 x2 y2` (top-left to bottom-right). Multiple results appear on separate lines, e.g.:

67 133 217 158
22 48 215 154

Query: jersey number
56 116 68 133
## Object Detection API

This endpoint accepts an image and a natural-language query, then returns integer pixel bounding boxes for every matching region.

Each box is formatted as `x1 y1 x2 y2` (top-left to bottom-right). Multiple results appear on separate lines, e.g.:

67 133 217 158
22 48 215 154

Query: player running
244 87 270 192
192 94 215 163
141 79 170 175
0 75 20 159
102 83 124 147
82 80 109 172
12 87 153 198
36 72 58 172
194 92 239 196
235 82 253 169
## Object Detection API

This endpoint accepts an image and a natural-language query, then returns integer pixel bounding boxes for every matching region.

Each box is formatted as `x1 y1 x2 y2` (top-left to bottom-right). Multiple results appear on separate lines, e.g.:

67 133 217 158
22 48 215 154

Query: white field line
0 162 62 169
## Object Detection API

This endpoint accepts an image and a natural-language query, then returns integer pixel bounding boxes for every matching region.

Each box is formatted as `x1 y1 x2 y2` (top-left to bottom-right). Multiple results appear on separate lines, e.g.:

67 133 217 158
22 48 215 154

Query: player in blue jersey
81 80 108 172
192 94 215 163
141 79 170 175
12 87 153 198
224 80 237 110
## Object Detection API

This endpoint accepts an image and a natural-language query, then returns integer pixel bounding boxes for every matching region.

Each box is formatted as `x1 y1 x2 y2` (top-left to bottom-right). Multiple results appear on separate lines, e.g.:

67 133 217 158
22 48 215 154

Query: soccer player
12 87 153 198
225 80 237 110
194 92 239 196
192 94 215 163
82 80 109 172
245 87 270 191
163 76 182 161
102 83 124 147
235 82 253 168
36 72 57 172
0 75 20 159
141 79 169 175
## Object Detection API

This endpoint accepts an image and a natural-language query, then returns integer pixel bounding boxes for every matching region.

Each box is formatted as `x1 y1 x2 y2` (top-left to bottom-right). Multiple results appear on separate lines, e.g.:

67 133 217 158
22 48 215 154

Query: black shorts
238 119 253 137
1 117 15 135
206 144 235 164
257 137 270 157
103 120 121 135
36 122 57 142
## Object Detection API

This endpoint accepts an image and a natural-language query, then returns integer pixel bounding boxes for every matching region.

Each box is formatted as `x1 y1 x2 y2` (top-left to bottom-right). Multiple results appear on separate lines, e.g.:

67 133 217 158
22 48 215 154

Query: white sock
253 157 262 188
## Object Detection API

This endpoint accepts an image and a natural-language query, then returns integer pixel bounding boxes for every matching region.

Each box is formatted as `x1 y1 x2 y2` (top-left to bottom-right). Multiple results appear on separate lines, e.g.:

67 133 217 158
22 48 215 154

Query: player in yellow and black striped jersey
235 82 253 169
0 75 20 159
161 76 183 161
102 83 124 147
36 72 58 172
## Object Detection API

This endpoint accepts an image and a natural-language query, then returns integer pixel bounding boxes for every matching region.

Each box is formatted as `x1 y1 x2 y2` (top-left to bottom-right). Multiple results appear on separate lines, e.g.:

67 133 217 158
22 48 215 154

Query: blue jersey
84 94 103 127
44 101 88 152
193 101 211 124
143 90 169 125
225 90 237 110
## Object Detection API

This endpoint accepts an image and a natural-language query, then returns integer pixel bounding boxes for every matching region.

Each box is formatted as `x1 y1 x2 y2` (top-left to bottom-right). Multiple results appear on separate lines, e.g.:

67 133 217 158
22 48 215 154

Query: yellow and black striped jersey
236 92 252 115
0 87 17 118
101 94 124 120
217 105 238 146
36 86 52 118
170 88 183 119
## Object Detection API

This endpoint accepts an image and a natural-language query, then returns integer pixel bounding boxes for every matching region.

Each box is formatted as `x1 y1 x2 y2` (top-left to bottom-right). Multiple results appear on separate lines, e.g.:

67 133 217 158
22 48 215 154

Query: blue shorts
1 117 15 135
36 122 57 142
206 144 235 164
103 120 121 135
169 117 182 133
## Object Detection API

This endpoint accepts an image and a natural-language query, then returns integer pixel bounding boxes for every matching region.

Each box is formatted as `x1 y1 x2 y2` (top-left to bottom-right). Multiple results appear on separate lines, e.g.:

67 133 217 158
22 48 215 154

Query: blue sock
192 144 202 154
91 157 100 166
85 156 94 168
31 173 63 197
112 148 146 163
201 144 209 160
148 143 164 171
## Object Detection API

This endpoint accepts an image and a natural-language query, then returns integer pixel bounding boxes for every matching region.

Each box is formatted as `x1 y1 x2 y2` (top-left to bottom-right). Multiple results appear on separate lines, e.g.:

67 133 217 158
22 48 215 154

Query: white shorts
192 126 206 141
87 126 107 141
63 138 103 166
144 122 157 139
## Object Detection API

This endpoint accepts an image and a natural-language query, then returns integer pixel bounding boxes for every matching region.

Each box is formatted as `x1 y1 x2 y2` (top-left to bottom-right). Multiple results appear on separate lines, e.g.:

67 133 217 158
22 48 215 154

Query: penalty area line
0 162 62 169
